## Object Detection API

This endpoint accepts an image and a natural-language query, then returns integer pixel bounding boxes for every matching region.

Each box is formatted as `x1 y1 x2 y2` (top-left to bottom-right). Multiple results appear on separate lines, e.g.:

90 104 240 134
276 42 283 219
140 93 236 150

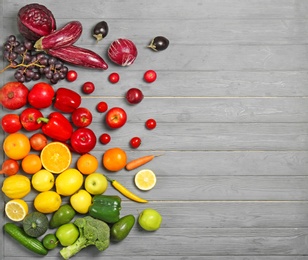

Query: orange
102 147 127 172
21 154 42 174
40 142 72 174
77 153 99 175
3 132 31 160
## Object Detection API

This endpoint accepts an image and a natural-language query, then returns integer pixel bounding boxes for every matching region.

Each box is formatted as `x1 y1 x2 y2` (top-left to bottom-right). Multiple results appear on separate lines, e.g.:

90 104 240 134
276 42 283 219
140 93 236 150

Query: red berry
144 70 157 83
130 137 141 148
82 82 95 94
108 72 120 84
100 133 111 144
97 101 108 113
66 70 78 82
145 118 156 130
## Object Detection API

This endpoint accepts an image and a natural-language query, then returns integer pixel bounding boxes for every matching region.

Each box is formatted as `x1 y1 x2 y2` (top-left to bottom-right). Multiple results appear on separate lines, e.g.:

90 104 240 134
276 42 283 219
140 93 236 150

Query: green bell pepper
88 195 121 223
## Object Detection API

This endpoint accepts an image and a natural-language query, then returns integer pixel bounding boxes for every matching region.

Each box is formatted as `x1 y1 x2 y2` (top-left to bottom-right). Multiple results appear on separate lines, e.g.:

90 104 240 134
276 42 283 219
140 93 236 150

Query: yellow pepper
105 175 147 203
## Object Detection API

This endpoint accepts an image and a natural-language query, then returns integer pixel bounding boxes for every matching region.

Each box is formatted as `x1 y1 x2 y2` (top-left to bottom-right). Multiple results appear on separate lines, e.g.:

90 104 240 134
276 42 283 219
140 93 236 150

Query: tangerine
102 147 127 172
21 154 42 174
76 153 99 175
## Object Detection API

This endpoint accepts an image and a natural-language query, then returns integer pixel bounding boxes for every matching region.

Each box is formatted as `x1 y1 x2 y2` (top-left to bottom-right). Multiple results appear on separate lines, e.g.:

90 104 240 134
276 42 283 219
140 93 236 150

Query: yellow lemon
5 199 29 221
134 169 157 191
55 168 84 196
2 174 31 199
31 169 55 192
34 191 62 214
70 189 92 214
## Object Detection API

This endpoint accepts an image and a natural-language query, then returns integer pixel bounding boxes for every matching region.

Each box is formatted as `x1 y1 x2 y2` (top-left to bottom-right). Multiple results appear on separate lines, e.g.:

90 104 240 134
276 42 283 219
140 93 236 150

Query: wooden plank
6 17 308 45
4 0 308 19
4 227 308 257
81 150 308 177
82 122 308 151
7 97 308 123
18 175 308 201
3 70 308 97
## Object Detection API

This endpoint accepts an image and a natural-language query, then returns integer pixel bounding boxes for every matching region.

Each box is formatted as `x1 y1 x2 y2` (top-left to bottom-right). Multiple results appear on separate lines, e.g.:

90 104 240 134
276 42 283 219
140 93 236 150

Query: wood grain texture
1 0 308 259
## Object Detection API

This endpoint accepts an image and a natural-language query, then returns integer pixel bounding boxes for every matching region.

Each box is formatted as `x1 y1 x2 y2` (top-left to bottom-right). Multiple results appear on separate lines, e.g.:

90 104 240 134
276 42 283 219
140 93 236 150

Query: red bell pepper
54 88 81 113
37 112 73 141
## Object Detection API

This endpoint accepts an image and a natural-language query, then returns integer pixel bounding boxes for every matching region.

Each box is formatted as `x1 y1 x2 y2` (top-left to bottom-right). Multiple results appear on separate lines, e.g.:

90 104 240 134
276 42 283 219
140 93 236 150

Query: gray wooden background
1 0 308 259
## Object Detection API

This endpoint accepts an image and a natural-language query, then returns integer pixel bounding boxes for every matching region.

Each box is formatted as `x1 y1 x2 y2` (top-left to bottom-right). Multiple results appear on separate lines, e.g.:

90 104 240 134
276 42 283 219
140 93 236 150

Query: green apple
138 208 162 231
84 173 108 195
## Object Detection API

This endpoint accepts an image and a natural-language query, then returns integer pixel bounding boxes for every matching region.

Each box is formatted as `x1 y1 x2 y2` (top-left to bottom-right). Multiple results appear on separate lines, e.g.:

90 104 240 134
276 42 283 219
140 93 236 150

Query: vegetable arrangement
0 2 169 259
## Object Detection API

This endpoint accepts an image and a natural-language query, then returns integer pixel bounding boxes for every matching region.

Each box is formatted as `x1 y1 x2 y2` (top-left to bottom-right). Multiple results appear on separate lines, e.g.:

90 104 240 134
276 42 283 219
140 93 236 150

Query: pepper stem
103 175 113 182
37 117 49 124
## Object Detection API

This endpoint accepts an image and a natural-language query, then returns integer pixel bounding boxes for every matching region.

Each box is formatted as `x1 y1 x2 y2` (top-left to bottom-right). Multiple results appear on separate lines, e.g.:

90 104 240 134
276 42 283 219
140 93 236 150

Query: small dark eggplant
147 36 169 51
93 21 109 42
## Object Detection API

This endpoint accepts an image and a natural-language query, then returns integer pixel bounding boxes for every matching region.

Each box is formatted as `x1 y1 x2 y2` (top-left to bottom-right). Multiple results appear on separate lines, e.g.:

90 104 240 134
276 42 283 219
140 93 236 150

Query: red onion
17 3 56 41
108 38 138 66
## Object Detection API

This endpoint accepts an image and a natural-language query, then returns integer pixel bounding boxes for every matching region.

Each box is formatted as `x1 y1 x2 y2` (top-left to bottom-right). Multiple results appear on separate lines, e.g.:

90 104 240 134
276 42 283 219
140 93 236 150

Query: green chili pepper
88 195 121 224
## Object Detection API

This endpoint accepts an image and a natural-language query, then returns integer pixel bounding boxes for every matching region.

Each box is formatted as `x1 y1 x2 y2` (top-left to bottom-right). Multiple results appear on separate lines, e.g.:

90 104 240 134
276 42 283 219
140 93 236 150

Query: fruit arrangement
0 3 169 259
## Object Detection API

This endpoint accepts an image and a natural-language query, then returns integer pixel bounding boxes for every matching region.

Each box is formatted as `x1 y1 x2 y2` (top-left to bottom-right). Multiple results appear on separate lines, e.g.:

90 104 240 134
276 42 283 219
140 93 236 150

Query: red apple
72 107 93 128
105 107 127 128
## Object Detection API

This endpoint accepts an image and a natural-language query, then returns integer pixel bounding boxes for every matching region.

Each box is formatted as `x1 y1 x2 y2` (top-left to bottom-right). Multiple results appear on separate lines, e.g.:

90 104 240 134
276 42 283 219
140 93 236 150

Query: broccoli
60 216 110 259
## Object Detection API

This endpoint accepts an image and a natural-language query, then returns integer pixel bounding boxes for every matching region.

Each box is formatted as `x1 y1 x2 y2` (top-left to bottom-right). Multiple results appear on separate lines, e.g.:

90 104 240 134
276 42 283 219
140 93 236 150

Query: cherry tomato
99 133 111 145
1 114 22 133
108 72 120 84
130 137 141 148
144 70 157 83
66 70 78 82
145 118 157 130
97 101 108 113
82 82 95 94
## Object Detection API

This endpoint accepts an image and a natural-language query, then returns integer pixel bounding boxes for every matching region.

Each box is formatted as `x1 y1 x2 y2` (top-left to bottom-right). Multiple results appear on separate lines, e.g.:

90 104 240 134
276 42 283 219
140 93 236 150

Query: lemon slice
134 169 157 191
5 199 29 221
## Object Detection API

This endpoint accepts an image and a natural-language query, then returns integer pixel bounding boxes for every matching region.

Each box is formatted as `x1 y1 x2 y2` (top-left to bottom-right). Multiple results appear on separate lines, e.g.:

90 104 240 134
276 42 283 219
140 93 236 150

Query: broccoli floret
60 216 110 259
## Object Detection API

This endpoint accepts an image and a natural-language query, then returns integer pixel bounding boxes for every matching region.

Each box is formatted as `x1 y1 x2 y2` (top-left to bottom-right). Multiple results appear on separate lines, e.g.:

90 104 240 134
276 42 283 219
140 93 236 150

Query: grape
8 35 16 42
2 34 70 84
4 43 11 51
24 40 33 50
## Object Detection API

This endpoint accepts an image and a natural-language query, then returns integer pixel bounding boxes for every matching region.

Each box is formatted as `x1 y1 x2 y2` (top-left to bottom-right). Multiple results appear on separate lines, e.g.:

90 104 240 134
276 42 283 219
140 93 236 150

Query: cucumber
3 223 48 256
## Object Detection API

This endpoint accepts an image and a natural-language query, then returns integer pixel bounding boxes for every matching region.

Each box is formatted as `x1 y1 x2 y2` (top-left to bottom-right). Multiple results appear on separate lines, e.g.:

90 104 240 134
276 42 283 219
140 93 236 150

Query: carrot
125 154 162 171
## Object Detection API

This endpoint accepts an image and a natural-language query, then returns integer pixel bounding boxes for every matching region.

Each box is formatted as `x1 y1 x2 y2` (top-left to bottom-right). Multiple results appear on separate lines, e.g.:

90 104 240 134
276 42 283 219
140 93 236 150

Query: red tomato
66 70 78 82
96 101 108 113
144 70 157 83
108 72 120 84
70 128 97 154
28 82 55 109
29 133 48 151
20 108 43 131
72 107 93 128
82 82 95 94
1 114 22 133
99 133 111 145
145 118 157 130
130 137 141 148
